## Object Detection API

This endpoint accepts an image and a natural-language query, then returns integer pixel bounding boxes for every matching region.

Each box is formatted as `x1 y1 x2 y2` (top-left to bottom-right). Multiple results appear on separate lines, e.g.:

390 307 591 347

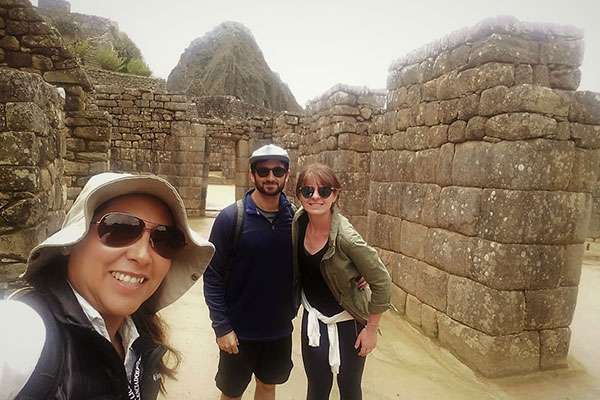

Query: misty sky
39 0 600 107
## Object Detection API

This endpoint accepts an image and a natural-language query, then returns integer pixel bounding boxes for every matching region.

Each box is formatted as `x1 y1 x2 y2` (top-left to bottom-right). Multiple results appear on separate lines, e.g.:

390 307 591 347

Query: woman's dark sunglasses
299 186 335 199
93 212 186 259
254 166 287 178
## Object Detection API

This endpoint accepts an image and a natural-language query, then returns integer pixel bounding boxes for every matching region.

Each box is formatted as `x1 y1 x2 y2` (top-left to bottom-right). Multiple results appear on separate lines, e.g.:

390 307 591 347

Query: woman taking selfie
0 172 214 400
292 163 391 400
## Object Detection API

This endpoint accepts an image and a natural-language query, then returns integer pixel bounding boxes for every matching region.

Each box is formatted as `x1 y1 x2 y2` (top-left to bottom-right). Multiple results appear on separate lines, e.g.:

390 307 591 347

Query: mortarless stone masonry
1 3 599 378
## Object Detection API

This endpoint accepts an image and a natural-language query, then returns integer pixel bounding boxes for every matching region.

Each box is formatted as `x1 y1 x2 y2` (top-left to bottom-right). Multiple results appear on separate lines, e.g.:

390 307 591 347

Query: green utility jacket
292 207 392 324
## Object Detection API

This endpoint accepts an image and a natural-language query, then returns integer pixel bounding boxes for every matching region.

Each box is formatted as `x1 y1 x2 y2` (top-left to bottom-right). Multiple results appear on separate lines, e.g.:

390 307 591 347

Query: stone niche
371 16 598 376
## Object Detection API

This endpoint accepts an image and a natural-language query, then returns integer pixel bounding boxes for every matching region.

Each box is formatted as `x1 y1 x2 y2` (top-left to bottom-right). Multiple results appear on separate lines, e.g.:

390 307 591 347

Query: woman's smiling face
66 194 173 322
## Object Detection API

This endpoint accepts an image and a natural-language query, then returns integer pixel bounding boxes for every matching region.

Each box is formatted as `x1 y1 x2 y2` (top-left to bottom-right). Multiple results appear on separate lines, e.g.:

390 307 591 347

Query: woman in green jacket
292 163 392 400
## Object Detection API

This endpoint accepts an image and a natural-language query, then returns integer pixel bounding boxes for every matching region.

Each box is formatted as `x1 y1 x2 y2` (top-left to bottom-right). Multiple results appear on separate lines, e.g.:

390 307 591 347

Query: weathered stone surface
465 116 487 141
0 131 38 165
470 239 563 290
367 211 401 252
405 294 422 327
63 160 89 176
540 328 571 370
570 123 600 149
485 113 558 140
413 148 439 184
394 254 422 295
423 228 473 277
570 91 600 124
436 63 514 100
436 143 453 186
479 189 591 244
525 287 578 329
549 68 581 90
416 263 448 311
22 34 61 48
561 244 583 286
400 220 427 259
0 193 46 227
5 51 31 68
469 34 539 65
6 102 48 134
533 65 550 87
0 35 19 50
437 186 481 236
73 126 110 141
568 148 600 192
514 64 533 84
43 69 91 87
338 133 370 152
447 120 467 142
0 225 45 260
0 166 39 191
390 284 407 315
540 39 584 66
452 140 574 191
447 276 526 335
421 304 438 338
479 85 570 117
438 314 540 377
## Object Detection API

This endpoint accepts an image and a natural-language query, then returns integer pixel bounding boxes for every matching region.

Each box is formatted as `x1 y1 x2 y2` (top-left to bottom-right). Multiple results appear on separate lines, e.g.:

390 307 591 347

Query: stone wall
37 0 70 14
93 85 209 216
0 68 66 292
296 84 385 234
369 16 598 376
85 67 167 92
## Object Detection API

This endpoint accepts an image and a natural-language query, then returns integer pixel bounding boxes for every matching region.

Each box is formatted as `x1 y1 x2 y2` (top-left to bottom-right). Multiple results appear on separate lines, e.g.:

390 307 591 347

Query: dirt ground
158 185 600 400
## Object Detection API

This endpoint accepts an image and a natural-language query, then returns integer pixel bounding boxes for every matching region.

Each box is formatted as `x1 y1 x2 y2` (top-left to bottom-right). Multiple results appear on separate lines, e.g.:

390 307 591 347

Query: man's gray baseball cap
249 144 290 166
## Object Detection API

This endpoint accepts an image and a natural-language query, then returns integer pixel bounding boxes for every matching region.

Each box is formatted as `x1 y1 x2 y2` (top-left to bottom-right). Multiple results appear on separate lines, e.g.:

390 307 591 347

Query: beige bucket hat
23 172 215 312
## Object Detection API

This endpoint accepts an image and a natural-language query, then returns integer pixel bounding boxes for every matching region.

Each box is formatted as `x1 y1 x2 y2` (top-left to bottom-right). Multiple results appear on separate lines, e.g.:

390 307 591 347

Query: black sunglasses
299 186 336 199
254 166 287 178
93 212 186 259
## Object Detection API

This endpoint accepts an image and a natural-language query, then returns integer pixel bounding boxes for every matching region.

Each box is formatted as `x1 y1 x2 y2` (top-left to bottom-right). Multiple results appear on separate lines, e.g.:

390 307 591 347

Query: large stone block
570 123 600 149
0 225 45 260
390 284 407 315
479 189 591 244
0 166 39 191
416 263 448 311
437 186 481 236
469 34 539 65
568 148 600 192
438 314 540 377
405 294 422 327
470 239 563 290
480 85 570 117
561 244 583 286
423 228 473 277
447 276 526 335
421 304 439 338
5 102 48 134
392 182 440 226
452 140 574 191
0 193 47 227
394 254 423 295
73 126 110 141
540 328 571 370
570 91 600 125
436 143 453 186
525 287 578 329
549 68 581 90
485 113 558 141
400 220 427 259
414 148 439 183
0 131 38 166
540 39 584 66
367 211 401 251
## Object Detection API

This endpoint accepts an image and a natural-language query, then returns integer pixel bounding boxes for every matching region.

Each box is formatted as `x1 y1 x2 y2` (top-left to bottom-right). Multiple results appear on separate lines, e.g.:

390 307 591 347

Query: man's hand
354 325 378 357
217 331 239 354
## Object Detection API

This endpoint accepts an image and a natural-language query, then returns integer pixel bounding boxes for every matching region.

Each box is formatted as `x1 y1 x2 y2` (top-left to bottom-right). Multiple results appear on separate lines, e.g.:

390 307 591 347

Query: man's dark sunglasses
299 186 335 199
254 166 287 178
93 212 186 259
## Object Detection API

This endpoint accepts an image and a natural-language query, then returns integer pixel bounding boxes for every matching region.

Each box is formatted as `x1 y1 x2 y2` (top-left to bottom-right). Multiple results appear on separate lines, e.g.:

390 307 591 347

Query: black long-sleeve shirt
203 190 295 340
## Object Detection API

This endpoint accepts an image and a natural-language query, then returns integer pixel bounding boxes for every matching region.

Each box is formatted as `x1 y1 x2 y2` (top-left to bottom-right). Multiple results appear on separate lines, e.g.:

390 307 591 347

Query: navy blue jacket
203 190 298 340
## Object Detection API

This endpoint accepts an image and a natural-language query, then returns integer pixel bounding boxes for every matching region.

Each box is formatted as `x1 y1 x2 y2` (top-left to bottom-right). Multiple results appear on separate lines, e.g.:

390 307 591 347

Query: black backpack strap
223 199 245 286
9 287 65 400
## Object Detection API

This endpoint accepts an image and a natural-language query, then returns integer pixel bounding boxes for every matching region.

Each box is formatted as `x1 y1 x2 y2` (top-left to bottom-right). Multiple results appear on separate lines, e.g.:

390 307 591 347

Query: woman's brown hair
295 162 341 195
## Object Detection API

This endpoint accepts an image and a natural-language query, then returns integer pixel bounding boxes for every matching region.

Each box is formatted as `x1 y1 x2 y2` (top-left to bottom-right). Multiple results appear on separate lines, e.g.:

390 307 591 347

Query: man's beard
255 180 285 196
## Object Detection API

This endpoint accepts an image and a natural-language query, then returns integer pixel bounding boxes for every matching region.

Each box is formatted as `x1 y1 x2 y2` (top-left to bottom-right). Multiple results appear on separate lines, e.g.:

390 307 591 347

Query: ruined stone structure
1 2 599 379
85 67 167 92
365 17 597 376
298 85 385 234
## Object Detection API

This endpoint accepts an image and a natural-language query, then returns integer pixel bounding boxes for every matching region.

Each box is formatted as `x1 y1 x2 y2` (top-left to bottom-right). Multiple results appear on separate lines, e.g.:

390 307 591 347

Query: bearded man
203 144 298 400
